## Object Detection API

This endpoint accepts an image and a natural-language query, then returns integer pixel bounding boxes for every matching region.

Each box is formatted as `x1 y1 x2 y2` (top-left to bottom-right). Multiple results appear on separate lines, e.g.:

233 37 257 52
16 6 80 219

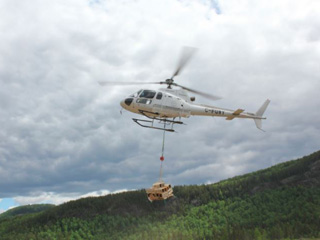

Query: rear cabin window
140 90 156 99
156 92 163 100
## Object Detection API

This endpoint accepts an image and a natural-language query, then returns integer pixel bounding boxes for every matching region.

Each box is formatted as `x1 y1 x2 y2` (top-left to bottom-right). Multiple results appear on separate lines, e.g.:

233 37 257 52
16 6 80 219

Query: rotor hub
165 78 174 88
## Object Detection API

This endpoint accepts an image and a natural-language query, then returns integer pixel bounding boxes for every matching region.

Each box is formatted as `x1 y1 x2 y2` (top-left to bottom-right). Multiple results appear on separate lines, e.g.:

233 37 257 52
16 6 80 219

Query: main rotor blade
174 83 222 101
171 46 198 79
98 81 162 86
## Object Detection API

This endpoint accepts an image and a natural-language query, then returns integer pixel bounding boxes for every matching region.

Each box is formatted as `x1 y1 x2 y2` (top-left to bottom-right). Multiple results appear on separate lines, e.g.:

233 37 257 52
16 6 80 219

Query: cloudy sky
1 0 320 212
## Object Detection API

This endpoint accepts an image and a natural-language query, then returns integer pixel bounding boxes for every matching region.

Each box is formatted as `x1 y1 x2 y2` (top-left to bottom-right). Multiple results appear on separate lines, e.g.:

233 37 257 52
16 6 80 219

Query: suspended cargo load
146 181 173 202
146 127 174 201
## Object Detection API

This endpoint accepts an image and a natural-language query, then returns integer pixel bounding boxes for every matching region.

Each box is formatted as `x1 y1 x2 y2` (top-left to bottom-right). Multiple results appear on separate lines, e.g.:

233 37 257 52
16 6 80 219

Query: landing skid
132 110 184 132
133 119 175 132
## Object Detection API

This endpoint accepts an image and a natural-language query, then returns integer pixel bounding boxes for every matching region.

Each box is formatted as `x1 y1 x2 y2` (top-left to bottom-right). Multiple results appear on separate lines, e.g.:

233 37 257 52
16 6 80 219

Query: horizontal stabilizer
233 109 245 115
226 109 244 120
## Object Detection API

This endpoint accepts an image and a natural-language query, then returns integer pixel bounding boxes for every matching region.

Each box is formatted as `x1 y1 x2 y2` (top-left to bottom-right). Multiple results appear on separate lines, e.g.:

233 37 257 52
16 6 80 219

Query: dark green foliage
1 150 320 240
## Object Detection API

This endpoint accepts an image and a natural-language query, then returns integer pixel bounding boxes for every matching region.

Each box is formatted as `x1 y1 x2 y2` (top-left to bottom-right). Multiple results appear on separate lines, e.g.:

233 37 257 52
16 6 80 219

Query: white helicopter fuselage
120 88 270 131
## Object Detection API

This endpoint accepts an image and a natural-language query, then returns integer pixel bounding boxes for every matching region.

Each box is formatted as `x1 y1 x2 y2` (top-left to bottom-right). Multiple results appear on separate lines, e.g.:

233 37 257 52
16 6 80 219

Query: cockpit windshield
139 90 156 99
130 89 143 98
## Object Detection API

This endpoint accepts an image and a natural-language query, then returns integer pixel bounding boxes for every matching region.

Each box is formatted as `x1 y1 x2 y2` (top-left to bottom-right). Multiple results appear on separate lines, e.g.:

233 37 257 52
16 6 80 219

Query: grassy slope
0 150 319 239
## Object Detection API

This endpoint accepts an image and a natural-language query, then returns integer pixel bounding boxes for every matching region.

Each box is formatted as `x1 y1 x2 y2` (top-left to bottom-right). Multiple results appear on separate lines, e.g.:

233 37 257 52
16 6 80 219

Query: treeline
0 150 319 239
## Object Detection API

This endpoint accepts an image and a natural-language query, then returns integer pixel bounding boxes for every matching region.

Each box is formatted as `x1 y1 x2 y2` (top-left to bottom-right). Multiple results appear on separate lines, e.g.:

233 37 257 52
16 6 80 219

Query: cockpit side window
139 90 156 99
156 92 163 100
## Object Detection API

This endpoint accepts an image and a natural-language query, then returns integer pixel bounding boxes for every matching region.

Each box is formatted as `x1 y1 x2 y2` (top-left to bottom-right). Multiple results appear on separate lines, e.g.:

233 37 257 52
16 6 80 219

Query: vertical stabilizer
254 99 270 131
256 99 271 117
254 119 263 131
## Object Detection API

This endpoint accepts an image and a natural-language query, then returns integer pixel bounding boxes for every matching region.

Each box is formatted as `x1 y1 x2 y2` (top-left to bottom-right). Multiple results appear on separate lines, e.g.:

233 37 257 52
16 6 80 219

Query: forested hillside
0 204 54 220
0 150 319 240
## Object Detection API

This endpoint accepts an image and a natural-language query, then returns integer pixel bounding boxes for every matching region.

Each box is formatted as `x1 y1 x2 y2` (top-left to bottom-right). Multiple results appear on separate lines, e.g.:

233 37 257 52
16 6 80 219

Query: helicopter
99 47 270 132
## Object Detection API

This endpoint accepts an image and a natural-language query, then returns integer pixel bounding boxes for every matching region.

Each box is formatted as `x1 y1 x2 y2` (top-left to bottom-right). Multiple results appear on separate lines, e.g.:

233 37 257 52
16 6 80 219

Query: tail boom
188 99 270 131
